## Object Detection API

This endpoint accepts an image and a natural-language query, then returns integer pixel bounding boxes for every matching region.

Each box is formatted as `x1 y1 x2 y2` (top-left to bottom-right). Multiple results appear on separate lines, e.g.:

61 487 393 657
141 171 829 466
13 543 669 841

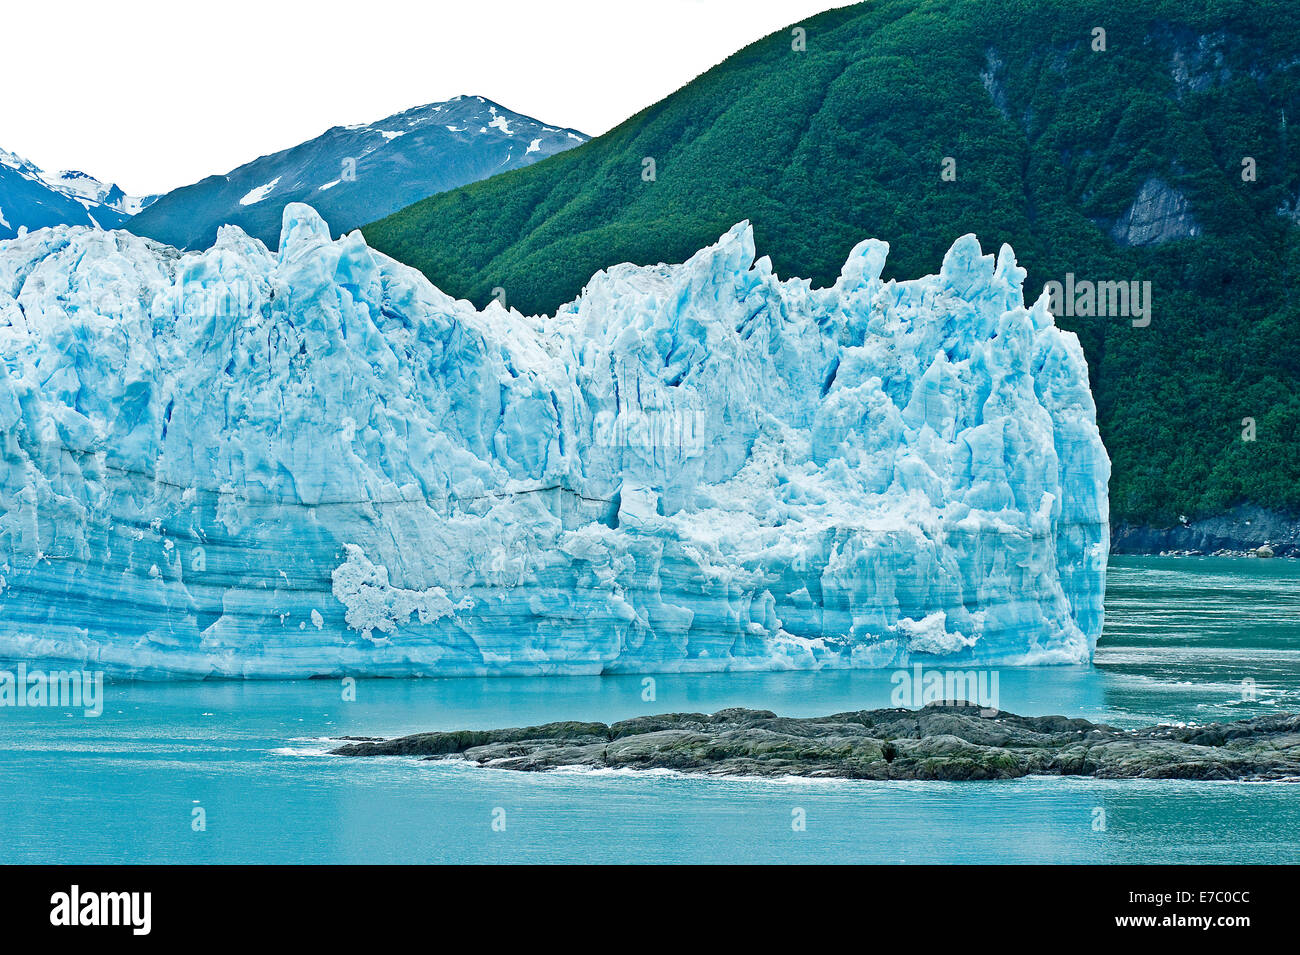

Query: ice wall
0 205 1109 677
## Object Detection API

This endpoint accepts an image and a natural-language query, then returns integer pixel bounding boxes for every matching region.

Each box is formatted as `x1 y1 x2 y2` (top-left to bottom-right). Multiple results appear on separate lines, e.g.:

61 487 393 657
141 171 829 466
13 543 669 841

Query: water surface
1 556 1297 864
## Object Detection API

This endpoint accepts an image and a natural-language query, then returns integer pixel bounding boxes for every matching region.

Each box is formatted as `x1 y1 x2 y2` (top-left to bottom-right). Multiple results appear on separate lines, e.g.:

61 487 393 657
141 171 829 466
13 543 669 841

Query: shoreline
1112 506 1299 558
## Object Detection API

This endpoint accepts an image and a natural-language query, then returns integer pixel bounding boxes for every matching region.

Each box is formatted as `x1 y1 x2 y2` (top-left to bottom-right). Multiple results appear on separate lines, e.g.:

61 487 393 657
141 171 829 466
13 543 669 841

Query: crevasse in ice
0 204 1109 677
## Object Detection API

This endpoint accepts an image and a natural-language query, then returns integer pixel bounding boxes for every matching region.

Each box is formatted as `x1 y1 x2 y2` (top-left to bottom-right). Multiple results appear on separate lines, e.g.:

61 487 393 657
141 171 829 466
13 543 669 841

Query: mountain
0 147 156 239
126 96 587 250
362 0 1300 531
0 204 1105 676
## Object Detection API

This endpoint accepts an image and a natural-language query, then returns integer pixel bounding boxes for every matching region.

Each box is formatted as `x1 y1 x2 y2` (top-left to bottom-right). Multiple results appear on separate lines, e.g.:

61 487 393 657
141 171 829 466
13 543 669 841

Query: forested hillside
364 0 1300 526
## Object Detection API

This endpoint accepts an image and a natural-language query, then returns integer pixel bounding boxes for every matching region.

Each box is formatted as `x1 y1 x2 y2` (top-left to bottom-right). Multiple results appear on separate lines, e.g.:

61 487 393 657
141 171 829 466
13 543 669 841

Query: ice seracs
0 205 1110 678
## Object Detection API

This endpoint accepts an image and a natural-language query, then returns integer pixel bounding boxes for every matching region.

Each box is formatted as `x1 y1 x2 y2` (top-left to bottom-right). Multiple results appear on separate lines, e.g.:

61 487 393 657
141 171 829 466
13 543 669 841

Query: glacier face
0 204 1109 678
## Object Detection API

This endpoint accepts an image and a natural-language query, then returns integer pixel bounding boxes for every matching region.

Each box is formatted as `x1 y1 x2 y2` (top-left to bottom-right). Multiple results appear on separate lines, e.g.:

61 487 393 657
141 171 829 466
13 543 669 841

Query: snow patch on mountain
239 177 282 206
126 96 588 251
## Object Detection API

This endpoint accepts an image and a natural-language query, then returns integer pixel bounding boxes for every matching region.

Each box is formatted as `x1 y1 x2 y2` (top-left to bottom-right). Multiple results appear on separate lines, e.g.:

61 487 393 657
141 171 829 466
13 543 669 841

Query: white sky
3 0 851 196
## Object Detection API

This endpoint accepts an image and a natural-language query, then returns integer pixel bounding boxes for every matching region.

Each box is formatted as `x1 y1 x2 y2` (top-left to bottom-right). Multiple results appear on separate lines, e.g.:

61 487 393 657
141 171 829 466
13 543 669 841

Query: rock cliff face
0 205 1109 678
1112 506 1300 557
1108 177 1201 247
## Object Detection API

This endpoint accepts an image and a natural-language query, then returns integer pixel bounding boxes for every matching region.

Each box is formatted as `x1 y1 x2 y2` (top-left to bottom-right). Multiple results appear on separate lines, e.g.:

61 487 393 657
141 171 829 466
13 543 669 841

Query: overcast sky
4 0 850 196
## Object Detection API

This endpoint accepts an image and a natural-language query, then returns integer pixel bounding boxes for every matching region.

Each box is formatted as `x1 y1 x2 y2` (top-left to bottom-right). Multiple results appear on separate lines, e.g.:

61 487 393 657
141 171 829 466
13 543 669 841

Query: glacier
0 204 1109 678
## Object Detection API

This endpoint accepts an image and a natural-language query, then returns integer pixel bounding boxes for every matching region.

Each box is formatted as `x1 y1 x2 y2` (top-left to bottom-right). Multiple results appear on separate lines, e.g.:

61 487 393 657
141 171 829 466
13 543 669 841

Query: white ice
0 204 1109 678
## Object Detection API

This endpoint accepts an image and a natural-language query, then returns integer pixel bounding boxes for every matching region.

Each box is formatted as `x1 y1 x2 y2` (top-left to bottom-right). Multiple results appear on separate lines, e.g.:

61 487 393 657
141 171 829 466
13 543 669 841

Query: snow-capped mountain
127 96 588 250
0 147 157 239
36 167 157 217
0 204 1108 678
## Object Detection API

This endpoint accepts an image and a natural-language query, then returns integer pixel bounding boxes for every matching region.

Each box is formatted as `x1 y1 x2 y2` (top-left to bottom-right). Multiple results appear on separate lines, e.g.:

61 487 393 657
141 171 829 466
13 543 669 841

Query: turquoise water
1 556 1298 864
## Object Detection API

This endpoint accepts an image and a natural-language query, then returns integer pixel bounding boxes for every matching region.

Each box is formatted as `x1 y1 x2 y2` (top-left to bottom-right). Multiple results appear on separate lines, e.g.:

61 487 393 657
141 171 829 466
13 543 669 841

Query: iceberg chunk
0 205 1109 677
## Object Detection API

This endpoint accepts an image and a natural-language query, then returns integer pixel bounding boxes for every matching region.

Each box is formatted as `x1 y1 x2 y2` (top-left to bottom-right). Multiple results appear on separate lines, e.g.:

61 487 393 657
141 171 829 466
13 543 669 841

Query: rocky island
330 704 1300 782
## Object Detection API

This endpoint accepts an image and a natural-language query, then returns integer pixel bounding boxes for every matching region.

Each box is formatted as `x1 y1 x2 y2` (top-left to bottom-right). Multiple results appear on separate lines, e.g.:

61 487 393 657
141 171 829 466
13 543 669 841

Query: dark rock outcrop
330 704 1300 782
1112 505 1300 556
1106 177 1201 246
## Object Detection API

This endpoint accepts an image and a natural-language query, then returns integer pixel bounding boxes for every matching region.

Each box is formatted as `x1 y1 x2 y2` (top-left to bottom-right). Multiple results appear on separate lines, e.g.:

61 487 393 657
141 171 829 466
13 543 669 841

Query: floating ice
0 205 1109 678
